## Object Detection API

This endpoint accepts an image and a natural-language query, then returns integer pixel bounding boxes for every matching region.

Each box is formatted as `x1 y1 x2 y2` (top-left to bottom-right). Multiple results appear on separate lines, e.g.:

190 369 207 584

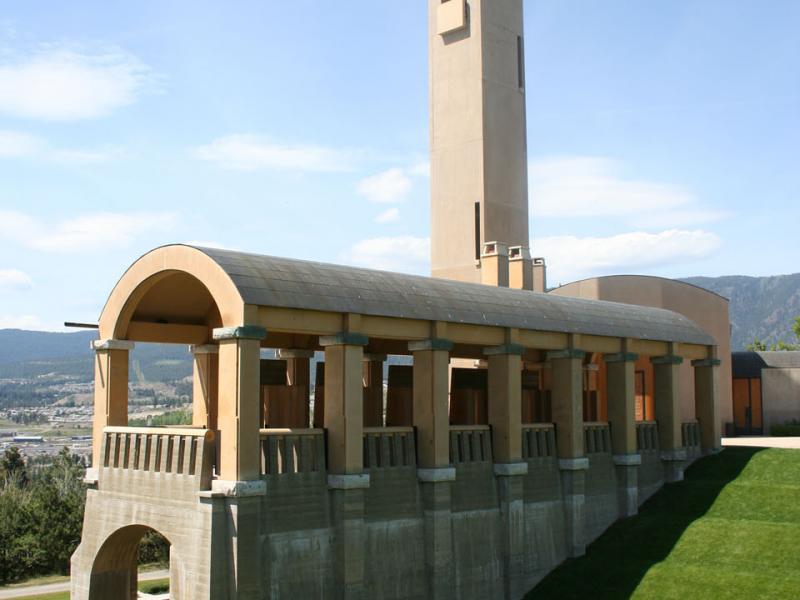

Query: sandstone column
485 343 527 599
212 326 267 600
692 356 722 454
321 332 370 600
604 352 640 517
191 344 219 429
91 339 134 470
410 337 454 599
548 349 588 557
652 353 686 482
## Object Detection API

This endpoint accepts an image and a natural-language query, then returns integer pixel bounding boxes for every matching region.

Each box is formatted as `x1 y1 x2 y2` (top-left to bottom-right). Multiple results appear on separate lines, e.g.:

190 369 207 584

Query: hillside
681 273 800 351
0 329 191 382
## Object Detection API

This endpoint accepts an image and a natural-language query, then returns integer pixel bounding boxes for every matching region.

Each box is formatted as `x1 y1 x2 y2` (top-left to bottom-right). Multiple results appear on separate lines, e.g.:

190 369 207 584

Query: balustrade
260 428 325 475
583 422 611 454
449 425 492 464
681 421 701 449
636 421 659 452
522 423 556 459
363 427 416 469
100 426 215 496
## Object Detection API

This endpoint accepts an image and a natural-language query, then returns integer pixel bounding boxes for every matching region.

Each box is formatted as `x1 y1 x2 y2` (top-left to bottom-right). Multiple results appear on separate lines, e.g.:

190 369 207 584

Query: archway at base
89 525 172 600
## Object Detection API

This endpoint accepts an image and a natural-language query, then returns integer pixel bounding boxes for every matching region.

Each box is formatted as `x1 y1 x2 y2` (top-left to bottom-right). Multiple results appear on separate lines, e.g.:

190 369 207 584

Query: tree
1 447 27 488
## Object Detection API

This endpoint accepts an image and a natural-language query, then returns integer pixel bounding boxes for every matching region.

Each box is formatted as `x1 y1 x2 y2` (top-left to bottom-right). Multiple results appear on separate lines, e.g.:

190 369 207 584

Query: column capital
691 358 721 367
319 332 369 347
212 326 267 341
604 352 639 363
190 344 218 355
277 348 315 359
91 339 135 351
483 343 525 356
547 349 585 361
408 338 453 352
651 354 684 365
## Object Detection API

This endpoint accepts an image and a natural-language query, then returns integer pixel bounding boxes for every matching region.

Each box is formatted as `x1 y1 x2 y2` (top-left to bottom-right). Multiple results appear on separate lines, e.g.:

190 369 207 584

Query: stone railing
260 428 326 476
99 426 215 496
681 421 701 449
450 425 492 465
636 421 659 452
584 422 611 454
522 423 556 459
363 427 416 469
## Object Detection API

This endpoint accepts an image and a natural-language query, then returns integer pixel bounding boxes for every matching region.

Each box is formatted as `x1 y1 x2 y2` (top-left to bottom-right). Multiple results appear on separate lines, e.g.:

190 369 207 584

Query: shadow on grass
525 447 763 600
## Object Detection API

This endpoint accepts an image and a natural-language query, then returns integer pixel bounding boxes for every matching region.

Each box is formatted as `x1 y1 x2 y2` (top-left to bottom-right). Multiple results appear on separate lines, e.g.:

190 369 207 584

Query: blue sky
0 1 798 331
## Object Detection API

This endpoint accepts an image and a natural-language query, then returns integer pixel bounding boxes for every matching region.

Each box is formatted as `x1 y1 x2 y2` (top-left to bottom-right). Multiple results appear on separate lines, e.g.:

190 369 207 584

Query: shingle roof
191 246 716 346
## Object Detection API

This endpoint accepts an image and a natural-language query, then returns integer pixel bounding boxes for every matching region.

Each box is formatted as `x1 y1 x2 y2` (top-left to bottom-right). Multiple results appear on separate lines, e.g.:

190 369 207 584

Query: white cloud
0 210 176 253
0 130 43 157
375 207 400 224
0 269 33 289
408 161 430 177
0 47 155 121
194 135 357 172
357 168 413 203
0 129 123 164
0 314 45 330
342 236 430 274
529 156 725 227
537 229 722 284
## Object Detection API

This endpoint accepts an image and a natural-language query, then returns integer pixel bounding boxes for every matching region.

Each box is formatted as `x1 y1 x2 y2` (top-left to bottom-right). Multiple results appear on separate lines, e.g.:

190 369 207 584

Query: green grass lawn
527 447 800 599
14 578 169 600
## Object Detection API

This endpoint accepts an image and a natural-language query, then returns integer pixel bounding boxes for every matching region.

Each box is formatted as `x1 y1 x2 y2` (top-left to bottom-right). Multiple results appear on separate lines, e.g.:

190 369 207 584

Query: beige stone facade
70 245 721 599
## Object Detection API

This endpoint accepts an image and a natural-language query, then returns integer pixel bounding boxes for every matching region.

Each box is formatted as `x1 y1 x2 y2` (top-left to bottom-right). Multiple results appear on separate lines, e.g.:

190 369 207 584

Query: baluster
391 434 402 467
404 432 415 466
268 435 280 475
299 435 312 473
315 433 326 472
449 430 459 464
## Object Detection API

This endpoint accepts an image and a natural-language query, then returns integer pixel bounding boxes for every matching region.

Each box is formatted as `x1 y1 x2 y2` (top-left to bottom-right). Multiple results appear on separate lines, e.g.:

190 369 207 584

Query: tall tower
429 0 530 285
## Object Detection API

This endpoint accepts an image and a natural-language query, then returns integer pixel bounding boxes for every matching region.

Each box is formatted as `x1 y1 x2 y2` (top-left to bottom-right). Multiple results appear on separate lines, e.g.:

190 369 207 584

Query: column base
420 478 454 599
559 457 589 557
660 448 687 483
613 454 641 518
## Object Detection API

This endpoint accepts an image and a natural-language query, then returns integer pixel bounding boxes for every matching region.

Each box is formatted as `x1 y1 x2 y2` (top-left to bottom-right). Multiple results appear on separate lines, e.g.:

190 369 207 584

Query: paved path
723 436 800 449
0 569 169 599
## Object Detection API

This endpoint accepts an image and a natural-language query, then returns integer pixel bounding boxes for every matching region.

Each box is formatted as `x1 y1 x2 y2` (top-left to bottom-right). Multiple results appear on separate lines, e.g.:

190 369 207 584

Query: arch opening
89 525 172 600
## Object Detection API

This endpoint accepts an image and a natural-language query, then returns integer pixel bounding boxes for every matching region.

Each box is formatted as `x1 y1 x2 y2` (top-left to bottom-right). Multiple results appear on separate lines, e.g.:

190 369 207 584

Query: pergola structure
72 244 721 600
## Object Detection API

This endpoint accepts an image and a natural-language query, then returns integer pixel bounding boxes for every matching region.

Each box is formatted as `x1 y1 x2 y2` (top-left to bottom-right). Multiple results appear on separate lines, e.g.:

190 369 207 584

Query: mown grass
527 447 800 599
14 577 169 600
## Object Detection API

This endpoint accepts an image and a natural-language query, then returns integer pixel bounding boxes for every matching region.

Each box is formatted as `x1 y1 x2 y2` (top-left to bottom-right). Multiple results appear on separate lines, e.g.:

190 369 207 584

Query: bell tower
429 0 532 287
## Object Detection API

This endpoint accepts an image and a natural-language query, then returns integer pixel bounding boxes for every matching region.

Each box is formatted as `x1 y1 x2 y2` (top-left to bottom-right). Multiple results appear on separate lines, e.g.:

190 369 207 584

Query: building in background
732 351 800 435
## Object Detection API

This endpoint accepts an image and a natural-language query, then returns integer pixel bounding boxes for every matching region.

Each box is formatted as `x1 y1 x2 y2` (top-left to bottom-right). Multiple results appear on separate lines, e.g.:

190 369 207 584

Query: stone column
213 326 266 484
692 357 722 454
548 349 588 558
409 338 454 599
320 333 370 600
211 326 266 600
278 349 314 428
652 354 686 482
191 345 219 429
485 343 527 599
91 339 134 470
362 353 386 427
604 352 640 517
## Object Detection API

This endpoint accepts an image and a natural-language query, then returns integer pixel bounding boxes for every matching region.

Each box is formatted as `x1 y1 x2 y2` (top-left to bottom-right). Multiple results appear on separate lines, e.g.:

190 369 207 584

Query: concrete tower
429 0 531 286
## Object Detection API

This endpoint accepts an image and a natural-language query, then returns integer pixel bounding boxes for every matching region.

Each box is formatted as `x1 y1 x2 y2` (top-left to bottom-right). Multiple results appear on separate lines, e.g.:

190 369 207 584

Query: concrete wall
550 276 733 432
761 368 800 432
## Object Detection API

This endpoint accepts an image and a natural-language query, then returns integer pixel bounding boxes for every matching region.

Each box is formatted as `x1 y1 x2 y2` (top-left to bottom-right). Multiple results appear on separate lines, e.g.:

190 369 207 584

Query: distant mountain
0 329 191 382
681 273 800 351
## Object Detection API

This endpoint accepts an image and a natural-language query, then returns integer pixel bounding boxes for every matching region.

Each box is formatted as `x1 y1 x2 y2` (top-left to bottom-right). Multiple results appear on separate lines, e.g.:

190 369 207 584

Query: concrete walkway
0 569 169 599
722 436 800 449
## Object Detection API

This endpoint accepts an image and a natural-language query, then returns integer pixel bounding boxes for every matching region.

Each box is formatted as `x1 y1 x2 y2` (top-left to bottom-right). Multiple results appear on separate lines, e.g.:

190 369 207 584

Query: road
0 569 169 599
722 436 800 449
